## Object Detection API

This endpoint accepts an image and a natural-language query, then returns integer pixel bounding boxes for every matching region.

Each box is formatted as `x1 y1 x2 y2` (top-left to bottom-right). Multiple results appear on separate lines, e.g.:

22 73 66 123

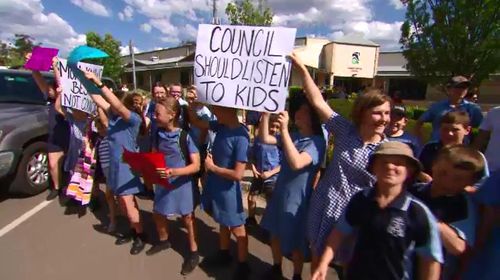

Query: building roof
134 56 186 66
332 33 379 47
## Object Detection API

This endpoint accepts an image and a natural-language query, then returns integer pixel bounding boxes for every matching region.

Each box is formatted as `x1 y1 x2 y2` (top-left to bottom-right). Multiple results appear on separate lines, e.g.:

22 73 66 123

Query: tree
0 34 38 67
85 32 123 82
225 0 273 26
400 0 500 86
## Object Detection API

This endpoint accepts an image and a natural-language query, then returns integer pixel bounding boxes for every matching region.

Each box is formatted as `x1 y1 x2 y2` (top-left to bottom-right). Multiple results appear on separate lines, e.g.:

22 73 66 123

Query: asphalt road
0 185 338 280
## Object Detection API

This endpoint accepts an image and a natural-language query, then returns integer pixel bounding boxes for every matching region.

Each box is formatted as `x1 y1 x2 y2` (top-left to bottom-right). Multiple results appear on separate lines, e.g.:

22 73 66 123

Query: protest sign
57 58 103 114
194 24 296 113
24 46 59 71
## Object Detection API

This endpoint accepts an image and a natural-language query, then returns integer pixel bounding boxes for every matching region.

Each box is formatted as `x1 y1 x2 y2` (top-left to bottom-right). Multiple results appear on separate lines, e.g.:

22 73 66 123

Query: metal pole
129 40 137 91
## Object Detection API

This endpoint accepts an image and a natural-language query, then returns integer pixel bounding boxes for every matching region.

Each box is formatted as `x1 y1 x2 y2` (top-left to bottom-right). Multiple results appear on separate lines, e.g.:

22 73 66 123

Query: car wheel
9 142 49 195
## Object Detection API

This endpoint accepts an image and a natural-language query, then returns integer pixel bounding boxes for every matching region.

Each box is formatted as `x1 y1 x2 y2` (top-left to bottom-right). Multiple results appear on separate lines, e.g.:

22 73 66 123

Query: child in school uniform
410 145 486 279
246 114 281 226
92 109 118 233
84 71 146 255
386 105 422 157
419 111 471 181
146 96 201 275
186 88 250 280
312 141 443 280
259 95 326 280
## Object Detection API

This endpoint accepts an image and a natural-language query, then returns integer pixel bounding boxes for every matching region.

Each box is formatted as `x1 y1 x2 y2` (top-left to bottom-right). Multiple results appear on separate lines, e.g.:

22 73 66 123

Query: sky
0 0 407 56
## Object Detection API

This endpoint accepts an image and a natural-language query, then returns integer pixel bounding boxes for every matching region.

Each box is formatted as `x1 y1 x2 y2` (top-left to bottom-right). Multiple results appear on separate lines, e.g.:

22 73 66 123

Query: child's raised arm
417 256 441 280
83 71 124 119
289 52 333 122
185 87 210 130
259 113 278 145
277 111 313 171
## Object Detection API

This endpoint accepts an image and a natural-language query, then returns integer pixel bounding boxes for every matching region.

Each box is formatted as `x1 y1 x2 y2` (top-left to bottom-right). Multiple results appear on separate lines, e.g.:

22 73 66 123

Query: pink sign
24 46 59 71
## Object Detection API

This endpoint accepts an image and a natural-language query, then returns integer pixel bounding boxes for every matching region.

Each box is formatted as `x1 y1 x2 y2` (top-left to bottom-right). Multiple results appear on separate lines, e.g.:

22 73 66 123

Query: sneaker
130 234 146 255
245 217 258 227
201 250 233 267
181 252 200 275
115 232 132 245
232 262 251 280
265 264 283 280
145 239 172 256
46 188 59 201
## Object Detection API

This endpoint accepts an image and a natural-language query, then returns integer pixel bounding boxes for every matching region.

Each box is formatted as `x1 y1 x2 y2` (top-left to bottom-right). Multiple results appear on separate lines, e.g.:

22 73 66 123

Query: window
0 72 47 104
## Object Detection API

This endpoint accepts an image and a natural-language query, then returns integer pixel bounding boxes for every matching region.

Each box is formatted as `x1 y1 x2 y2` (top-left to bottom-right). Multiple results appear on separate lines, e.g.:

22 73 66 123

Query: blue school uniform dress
261 133 325 256
107 112 144 196
201 121 249 227
464 170 500 280
250 137 281 187
153 129 199 216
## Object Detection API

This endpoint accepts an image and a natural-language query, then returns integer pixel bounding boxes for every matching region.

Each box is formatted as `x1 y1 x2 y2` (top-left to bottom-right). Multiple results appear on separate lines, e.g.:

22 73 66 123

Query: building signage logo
352 52 360 64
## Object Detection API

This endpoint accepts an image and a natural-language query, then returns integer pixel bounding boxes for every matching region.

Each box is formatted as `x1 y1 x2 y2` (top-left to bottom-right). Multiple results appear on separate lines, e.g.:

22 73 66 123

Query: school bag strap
178 129 190 164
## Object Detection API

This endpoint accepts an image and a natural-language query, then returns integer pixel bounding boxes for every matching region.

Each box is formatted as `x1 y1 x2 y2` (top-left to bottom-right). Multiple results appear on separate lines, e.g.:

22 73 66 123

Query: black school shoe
201 250 233 267
181 252 200 275
130 233 146 255
232 262 251 280
265 264 284 280
115 231 133 245
46 188 60 201
145 239 172 256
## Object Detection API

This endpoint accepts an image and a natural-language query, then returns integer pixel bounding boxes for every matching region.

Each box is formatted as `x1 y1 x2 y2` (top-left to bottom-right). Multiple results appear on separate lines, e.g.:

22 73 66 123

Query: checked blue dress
307 111 385 255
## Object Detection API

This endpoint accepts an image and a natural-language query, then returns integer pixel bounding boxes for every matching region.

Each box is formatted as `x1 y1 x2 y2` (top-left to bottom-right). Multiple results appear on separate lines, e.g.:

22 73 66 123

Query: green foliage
400 0 500 86
225 0 273 26
0 34 39 67
85 32 123 82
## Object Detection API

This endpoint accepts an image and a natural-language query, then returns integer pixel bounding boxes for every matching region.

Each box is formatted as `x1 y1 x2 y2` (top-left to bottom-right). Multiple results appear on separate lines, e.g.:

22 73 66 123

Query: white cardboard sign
194 24 297 113
57 58 103 114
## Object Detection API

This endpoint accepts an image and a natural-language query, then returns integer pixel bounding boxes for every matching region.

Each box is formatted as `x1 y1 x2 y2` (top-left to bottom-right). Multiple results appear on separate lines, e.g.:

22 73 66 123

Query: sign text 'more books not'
58 58 103 114
194 24 297 113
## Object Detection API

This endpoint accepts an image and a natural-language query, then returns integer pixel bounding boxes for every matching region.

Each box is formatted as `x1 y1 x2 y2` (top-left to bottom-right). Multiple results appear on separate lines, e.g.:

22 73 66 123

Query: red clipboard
122 149 174 189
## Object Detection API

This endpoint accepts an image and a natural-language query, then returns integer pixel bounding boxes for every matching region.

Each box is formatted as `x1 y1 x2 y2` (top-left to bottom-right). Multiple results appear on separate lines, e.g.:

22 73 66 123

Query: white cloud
389 0 405 10
118 5 134 21
140 23 152 33
70 0 111 17
341 21 403 49
120 45 140 56
0 0 86 56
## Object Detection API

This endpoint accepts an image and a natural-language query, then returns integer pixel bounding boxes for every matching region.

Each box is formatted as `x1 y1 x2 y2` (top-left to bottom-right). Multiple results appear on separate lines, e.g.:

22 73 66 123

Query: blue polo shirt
388 132 422 157
419 99 483 142
337 188 443 280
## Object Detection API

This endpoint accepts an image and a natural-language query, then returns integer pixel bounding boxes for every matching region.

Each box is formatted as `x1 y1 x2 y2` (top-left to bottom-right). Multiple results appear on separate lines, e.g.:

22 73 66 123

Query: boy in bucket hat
414 75 483 143
312 142 443 280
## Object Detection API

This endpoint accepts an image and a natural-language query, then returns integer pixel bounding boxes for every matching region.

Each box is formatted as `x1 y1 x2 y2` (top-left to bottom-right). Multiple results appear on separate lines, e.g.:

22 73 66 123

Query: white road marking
0 200 52 238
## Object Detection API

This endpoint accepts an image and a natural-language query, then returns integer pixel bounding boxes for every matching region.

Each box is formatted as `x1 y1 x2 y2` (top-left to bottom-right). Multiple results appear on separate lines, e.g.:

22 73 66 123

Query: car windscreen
0 72 49 105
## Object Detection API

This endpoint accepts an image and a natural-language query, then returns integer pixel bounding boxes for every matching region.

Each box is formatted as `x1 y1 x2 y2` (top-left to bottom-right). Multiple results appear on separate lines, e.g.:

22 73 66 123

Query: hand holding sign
24 46 59 71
